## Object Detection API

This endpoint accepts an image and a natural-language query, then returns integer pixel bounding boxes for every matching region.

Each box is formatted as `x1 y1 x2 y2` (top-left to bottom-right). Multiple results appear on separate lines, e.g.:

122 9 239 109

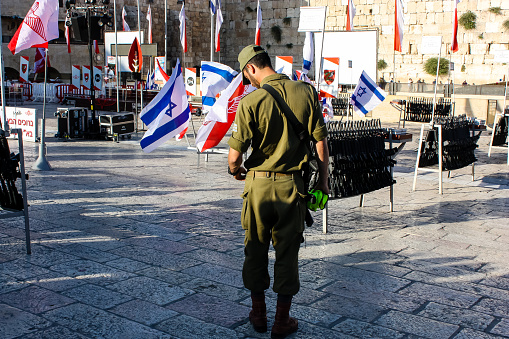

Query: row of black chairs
418 115 480 171
404 97 453 122
326 119 396 199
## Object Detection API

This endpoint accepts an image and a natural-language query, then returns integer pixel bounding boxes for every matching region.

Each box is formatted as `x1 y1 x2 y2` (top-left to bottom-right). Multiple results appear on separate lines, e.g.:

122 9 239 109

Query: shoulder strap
262 84 310 142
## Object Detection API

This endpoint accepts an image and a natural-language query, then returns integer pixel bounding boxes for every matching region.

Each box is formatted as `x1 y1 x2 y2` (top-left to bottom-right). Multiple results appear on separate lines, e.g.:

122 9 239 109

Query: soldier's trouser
241 172 307 296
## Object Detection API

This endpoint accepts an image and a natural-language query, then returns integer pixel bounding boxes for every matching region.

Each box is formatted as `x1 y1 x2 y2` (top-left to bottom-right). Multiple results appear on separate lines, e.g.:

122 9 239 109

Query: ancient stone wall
2 0 508 84
307 0 509 84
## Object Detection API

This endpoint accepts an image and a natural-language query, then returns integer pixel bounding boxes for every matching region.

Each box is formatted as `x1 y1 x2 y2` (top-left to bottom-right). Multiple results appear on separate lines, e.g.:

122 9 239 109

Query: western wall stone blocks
380 14 390 26
416 2 426 13
471 44 488 55
374 15 382 26
426 13 435 25
425 1 435 13
409 13 417 25
435 13 446 25
274 8 286 19
476 0 491 11
382 25 393 35
286 7 299 18
406 1 417 13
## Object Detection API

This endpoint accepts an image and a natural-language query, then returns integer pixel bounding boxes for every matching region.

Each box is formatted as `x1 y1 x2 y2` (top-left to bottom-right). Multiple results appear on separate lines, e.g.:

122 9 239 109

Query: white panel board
314 30 377 85
298 6 327 32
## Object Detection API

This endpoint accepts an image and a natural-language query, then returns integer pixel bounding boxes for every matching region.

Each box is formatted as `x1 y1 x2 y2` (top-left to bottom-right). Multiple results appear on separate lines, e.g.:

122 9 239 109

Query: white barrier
32 83 59 103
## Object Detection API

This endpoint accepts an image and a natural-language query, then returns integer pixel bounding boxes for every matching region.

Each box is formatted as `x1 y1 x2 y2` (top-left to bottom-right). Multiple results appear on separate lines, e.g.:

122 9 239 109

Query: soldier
228 45 329 338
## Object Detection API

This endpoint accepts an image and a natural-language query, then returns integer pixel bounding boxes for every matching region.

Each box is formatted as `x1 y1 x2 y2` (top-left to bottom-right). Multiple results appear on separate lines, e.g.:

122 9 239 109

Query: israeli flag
145 70 156 90
302 32 314 74
210 0 217 14
350 70 387 117
140 59 190 153
201 61 238 113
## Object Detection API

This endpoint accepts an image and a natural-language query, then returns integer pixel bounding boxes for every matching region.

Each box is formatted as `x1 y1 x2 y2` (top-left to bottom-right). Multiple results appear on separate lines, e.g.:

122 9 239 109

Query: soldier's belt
247 171 300 178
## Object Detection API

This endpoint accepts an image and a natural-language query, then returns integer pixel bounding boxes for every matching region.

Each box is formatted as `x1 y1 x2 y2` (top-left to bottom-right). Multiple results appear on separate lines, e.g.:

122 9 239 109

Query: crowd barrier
22 83 33 101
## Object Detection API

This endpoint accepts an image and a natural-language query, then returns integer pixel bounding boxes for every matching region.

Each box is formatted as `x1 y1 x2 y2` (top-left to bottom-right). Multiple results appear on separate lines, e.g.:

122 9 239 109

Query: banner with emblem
320 57 339 98
93 66 103 91
82 65 91 90
185 68 197 96
71 65 80 90
275 56 293 79
19 56 30 82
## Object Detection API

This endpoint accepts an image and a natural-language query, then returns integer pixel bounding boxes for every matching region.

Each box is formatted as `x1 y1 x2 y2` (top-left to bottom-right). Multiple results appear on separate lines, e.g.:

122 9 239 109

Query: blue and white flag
209 0 216 15
145 70 157 90
201 61 238 113
140 59 190 153
350 70 387 117
302 32 314 74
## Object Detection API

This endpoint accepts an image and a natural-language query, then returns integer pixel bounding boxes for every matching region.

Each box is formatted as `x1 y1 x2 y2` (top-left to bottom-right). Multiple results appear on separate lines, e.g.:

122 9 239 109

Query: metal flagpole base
32 147 52 171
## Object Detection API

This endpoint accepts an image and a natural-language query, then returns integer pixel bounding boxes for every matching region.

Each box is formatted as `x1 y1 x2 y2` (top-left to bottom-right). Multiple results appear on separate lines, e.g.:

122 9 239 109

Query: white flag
350 70 387 117
394 0 405 52
346 0 356 31
146 5 152 44
8 0 59 55
122 7 130 31
255 0 262 45
215 0 223 52
179 4 187 53
302 32 313 74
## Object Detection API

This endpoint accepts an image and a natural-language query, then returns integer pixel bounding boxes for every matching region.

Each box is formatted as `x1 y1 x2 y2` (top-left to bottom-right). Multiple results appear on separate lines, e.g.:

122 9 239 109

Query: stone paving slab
0 303 52 339
1 108 508 338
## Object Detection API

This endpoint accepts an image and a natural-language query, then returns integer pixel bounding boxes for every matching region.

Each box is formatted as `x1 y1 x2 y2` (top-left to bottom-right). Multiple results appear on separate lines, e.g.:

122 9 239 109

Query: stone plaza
1 103 509 338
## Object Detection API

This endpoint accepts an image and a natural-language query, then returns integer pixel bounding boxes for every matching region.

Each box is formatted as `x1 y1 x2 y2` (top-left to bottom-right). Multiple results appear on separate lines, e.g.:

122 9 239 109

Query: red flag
65 25 71 53
8 0 59 55
179 3 187 53
34 47 50 73
394 0 404 52
128 37 143 72
346 0 356 31
255 0 262 45
215 0 223 52
195 74 254 152
93 40 100 54
156 59 169 82
451 0 460 53
146 5 152 44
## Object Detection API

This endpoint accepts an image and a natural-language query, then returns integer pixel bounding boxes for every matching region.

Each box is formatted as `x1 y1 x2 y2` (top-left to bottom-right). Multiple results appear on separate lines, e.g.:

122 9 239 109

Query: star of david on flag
140 58 190 153
200 61 237 114
350 70 387 117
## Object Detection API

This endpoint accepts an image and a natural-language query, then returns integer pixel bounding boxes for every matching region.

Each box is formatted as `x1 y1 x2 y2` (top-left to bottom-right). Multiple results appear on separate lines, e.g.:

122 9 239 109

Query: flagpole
316 7 327 97
32 48 51 171
0 2 8 131
210 7 214 61
503 65 509 116
164 0 168 73
431 39 442 126
113 0 120 112
137 0 141 42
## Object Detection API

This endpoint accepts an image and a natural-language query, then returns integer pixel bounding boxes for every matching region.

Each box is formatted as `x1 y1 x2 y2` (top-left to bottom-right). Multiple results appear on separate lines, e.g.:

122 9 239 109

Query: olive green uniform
228 73 327 295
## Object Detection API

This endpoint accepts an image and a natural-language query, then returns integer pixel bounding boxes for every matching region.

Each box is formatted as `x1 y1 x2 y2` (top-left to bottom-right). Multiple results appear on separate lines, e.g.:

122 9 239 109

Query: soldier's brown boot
271 299 298 339
249 293 267 333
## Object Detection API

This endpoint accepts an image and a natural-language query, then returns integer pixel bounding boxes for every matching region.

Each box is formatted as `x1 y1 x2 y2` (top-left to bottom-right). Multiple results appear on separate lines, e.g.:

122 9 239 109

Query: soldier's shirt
229 73 327 173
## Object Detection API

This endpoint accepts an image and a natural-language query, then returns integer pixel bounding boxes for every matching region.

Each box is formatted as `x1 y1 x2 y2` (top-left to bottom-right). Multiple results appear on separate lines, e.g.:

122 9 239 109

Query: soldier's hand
234 167 247 181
